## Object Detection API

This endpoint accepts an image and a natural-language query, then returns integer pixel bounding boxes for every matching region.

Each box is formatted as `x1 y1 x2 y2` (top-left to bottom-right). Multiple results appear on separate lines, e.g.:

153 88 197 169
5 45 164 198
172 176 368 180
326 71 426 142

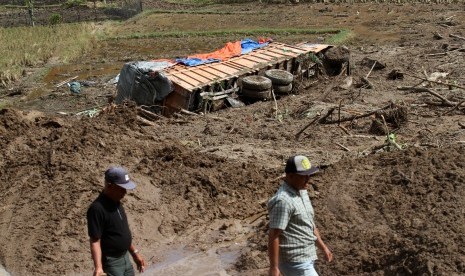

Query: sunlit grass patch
0 23 97 87
325 29 354 44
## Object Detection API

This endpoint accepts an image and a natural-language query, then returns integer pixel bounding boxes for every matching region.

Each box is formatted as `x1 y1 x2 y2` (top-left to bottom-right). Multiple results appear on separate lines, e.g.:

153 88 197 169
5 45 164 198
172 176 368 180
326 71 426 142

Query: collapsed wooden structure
162 42 331 115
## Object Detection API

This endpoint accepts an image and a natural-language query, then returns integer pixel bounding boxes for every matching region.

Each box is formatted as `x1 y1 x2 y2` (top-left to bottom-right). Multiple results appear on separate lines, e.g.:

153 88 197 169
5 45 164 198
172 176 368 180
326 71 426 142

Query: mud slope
0 107 277 275
240 145 465 275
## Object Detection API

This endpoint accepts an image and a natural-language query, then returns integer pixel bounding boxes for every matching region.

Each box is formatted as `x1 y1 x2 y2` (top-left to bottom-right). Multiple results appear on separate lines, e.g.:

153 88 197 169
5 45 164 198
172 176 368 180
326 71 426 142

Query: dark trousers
103 252 135 276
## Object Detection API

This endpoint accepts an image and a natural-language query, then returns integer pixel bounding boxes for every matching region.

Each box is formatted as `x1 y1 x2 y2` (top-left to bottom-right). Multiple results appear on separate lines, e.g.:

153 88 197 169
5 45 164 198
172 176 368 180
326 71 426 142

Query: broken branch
450 33 465 41
442 100 465 116
320 104 392 124
295 114 322 140
397 86 456 106
334 142 350 152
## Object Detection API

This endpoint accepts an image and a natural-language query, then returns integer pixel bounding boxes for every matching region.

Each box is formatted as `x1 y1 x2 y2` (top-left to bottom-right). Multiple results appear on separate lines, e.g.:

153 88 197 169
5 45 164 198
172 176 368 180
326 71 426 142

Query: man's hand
323 247 333 262
92 268 105 276
268 266 280 276
131 253 146 273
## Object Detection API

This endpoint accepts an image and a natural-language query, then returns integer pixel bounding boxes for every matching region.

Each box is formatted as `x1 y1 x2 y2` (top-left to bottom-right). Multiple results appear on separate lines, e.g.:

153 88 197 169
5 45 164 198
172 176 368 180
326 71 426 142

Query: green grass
0 23 97 86
109 28 346 40
325 29 354 44
163 0 214 5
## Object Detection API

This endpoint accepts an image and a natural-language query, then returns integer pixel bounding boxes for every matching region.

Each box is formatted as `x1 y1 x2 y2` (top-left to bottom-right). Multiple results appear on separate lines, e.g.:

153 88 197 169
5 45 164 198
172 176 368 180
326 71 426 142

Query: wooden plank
271 43 309 53
241 55 268 64
190 68 218 80
200 66 229 78
166 74 196 90
211 64 239 75
267 48 299 57
249 52 277 61
183 71 211 83
230 59 257 68
254 49 284 58
163 83 192 115
222 61 248 71
170 72 203 87
277 44 308 53
295 43 331 53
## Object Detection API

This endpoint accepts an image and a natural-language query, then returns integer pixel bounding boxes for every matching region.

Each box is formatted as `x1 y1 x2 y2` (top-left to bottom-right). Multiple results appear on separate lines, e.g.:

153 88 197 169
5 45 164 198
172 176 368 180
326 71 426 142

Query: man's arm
314 227 333 262
90 238 104 276
268 228 282 276
129 244 146 273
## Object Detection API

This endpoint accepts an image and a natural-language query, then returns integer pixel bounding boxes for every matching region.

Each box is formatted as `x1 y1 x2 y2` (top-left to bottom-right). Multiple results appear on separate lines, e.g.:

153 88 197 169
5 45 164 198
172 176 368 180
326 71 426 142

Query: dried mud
1 1 465 276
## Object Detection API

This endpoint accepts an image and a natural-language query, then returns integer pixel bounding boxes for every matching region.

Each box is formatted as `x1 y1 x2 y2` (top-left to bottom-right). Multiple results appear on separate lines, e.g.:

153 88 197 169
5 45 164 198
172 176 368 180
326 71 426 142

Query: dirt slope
0 1 465 275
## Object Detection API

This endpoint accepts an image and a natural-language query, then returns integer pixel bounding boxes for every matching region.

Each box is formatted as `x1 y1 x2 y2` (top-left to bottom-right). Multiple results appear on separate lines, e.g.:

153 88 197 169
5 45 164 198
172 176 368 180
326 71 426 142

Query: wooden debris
360 77 374 89
338 125 351 135
56 76 78 88
320 103 392 124
179 108 199 116
295 114 322 140
442 100 465 116
335 142 350 151
450 34 465 41
137 116 156 126
137 107 163 121
397 86 456 107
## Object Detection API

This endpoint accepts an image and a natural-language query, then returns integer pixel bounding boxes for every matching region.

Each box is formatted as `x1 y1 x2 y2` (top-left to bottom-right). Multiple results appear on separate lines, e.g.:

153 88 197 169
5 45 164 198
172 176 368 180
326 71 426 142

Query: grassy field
0 23 96 87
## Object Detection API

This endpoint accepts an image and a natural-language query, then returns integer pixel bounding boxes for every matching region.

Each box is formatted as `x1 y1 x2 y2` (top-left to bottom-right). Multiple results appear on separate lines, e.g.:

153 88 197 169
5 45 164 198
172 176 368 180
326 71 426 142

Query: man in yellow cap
268 155 333 276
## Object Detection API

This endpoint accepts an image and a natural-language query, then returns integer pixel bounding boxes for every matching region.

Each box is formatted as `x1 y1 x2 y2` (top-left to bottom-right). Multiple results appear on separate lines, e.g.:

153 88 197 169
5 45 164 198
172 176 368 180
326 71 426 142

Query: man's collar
283 181 300 196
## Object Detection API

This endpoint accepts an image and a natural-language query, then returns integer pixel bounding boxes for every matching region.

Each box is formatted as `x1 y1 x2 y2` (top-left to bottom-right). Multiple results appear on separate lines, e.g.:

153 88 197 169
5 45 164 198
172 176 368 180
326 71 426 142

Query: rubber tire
242 76 272 90
264 69 293 85
273 83 293 94
241 88 271 100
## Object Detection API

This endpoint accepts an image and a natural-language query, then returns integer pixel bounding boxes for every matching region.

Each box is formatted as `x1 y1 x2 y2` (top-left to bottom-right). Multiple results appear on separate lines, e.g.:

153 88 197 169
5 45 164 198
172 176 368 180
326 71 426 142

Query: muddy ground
1 1 465 275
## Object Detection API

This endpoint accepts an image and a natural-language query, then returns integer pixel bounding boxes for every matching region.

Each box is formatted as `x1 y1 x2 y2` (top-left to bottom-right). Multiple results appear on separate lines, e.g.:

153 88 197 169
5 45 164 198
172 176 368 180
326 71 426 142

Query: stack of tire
264 69 294 95
241 75 272 101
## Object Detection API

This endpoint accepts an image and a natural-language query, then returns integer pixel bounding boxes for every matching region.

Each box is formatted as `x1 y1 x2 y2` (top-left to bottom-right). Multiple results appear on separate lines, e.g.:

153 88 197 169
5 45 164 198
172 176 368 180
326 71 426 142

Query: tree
25 0 35 26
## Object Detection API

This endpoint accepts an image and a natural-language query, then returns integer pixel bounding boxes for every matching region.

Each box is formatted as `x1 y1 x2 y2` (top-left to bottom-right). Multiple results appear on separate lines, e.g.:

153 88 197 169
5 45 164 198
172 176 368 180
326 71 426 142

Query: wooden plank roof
164 42 331 92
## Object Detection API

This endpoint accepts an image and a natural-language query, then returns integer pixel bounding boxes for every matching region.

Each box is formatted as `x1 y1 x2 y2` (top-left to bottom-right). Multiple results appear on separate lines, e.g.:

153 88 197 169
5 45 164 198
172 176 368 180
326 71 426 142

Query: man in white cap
87 167 146 276
268 155 333 276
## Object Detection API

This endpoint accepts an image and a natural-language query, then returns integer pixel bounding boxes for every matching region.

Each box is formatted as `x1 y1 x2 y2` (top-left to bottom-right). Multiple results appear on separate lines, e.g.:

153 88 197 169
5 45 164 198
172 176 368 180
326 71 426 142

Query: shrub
49 13 62 25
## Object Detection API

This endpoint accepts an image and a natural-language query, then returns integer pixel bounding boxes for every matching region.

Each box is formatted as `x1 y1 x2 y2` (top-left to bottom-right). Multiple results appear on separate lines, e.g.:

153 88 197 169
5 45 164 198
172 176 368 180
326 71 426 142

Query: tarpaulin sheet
176 39 270 67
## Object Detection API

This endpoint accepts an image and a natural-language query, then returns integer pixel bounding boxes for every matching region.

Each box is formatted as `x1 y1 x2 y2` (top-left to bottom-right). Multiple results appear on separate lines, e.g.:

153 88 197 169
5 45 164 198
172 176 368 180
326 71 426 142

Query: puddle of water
25 62 123 101
43 63 123 86
144 244 242 276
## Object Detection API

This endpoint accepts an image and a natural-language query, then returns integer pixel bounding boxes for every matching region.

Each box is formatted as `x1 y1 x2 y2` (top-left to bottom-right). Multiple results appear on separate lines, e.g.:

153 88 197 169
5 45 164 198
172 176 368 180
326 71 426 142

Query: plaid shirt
268 181 318 263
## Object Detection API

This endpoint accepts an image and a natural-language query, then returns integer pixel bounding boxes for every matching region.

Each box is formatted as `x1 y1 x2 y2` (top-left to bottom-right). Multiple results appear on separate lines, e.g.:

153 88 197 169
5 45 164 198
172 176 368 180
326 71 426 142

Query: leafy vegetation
48 13 62 25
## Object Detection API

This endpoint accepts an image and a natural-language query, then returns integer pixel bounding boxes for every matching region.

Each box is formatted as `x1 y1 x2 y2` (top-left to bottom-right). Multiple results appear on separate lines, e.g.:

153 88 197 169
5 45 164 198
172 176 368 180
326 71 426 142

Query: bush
49 13 62 25
63 0 84 8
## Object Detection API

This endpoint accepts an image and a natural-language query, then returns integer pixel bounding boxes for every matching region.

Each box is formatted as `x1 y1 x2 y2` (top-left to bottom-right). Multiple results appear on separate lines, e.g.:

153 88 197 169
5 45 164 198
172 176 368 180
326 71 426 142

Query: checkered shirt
268 181 318 263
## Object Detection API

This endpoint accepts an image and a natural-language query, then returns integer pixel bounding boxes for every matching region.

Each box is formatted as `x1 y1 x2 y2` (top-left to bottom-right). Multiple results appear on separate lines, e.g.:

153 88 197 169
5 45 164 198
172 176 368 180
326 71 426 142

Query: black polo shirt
87 193 132 257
